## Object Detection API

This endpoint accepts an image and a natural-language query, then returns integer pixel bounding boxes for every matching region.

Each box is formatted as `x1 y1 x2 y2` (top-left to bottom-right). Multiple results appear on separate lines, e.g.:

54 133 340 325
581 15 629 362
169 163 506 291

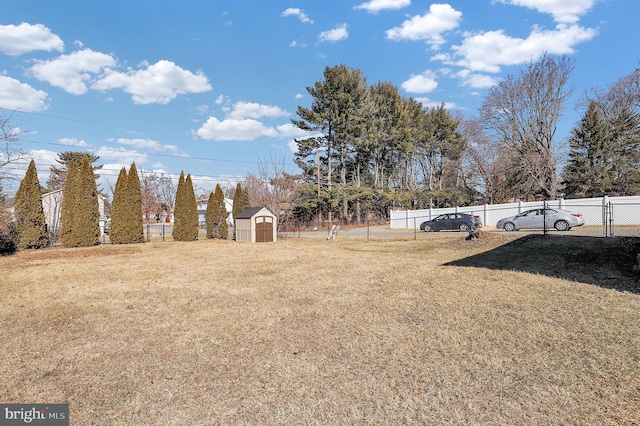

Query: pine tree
563 101 612 197
73 155 101 247
47 151 102 191
14 160 49 248
610 107 640 195
126 162 145 243
60 159 80 247
172 172 199 241
109 167 129 244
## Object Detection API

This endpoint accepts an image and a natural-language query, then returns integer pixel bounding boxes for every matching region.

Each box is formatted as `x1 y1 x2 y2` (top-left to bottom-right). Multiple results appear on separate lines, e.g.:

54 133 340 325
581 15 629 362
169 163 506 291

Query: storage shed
235 207 277 242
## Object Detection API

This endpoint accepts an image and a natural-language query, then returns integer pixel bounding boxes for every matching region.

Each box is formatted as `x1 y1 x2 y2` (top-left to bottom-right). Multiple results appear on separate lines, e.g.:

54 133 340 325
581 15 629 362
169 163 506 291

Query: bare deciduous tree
0 111 25 182
479 53 574 200
244 155 301 231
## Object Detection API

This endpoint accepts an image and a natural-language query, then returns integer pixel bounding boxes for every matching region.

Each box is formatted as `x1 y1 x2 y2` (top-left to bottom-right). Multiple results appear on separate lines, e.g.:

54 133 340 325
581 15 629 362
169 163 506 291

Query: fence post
602 196 609 238
543 200 548 236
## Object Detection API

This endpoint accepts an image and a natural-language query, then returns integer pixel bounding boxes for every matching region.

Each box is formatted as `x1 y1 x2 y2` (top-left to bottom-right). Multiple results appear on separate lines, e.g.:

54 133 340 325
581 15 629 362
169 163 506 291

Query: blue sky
1 0 638 197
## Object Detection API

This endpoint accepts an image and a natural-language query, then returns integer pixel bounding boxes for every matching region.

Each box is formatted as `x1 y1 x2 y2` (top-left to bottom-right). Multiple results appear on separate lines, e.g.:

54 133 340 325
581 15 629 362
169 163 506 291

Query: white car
496 208 585 231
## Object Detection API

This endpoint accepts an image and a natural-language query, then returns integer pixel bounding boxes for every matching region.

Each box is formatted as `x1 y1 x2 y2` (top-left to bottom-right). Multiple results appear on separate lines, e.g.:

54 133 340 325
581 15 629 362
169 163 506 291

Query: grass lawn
1 233 639 425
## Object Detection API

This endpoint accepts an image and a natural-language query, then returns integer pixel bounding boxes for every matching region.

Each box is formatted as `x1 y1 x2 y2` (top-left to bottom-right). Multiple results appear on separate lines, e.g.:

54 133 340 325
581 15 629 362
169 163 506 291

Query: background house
196 195 234 227
42 189 109 236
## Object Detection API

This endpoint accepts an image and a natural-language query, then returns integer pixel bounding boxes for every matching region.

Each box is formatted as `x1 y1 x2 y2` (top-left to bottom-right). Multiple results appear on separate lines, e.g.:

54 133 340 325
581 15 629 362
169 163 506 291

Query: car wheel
554 220 569 231
423 224 432 232
503 222 516 232
459 224 469 232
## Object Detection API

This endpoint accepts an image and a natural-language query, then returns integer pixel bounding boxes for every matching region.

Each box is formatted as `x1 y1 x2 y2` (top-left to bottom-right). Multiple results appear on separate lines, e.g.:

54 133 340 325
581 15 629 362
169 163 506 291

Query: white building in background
196 195 234 227
42 189 109 235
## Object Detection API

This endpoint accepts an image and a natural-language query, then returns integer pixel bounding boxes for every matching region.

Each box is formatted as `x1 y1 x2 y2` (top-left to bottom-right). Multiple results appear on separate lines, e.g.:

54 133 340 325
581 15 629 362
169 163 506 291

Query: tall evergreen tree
14 159 49 248
609 107 640 195
563 101 612 197
73 155 101 247
207 184 228 239
172 171 185 240
172 172 199 241
127 163 145 243
292 64 370 220
232 182 248 224
109 167 129 244
59 159 80 247
217 185 229 239
205 190 220 239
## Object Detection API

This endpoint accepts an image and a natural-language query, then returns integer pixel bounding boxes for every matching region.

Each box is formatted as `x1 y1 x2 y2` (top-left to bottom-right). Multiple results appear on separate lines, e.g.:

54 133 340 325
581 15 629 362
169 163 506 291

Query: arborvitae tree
72 155 101 247
126 162 145 243
109 167 129 243
205 190 219 239
184 174 199 239
172 172 199 241
14 159 49 248
232 182 248 225
216 184 229 239
206 184 228 239
172 171 185 240
60 159 80 247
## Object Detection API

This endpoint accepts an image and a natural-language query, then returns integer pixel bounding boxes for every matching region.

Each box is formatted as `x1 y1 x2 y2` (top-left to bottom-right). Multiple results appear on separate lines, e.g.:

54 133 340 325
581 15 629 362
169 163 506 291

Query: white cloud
401 70 438 94
455 70 499 89
196 117 278 141
277 123 314 139
496 0 598 24
0 23 64 56
386 4 461 48
58 137 91 148
92 60 212 104
116 137 185 155
281 8 313 24
30 48 117 95
354 0 411 13
94 146 149 165
448 24 597 73
318 24 349 43
227 101 289 120
0 75 48 112
414 98 457 109
288 139 299 153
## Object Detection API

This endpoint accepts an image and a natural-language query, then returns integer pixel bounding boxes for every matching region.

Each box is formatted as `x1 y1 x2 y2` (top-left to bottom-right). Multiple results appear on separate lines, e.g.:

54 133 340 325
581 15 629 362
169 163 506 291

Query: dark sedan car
420 213 482 232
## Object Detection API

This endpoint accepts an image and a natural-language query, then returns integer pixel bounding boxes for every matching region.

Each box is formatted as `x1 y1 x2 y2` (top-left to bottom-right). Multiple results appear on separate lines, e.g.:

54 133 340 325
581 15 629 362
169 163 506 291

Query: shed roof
236 206 269 219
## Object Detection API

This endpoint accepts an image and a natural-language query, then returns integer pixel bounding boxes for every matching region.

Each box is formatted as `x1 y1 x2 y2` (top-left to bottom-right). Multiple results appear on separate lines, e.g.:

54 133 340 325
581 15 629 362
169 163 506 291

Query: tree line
1 52 640 249
289 55 640 224
1 155 252 254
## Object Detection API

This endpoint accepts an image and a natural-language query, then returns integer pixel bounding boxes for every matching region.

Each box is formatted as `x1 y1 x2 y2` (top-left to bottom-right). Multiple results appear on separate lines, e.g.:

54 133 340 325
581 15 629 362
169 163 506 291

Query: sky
0 0 638 197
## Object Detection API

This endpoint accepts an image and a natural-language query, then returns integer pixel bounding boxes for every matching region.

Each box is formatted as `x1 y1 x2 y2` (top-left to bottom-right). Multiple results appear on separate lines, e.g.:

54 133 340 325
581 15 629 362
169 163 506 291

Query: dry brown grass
1 234 639 425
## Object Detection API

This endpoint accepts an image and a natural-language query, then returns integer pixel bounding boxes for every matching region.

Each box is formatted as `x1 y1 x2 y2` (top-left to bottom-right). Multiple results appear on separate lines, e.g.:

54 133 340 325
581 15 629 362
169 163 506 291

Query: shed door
255 216 273 242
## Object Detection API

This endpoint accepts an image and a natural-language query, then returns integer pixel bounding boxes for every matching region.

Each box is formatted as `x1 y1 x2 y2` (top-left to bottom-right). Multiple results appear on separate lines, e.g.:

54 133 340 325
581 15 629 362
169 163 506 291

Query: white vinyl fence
390 195 640 229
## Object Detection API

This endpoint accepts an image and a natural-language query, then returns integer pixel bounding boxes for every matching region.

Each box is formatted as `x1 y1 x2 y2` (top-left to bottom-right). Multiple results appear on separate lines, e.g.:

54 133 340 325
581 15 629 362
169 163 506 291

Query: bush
0 222 19 256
